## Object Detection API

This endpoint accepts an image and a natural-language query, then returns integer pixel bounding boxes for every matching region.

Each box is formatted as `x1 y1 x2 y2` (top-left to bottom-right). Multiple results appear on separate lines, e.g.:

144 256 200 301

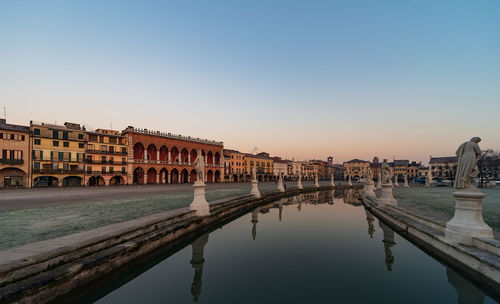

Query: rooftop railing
123 127 224 147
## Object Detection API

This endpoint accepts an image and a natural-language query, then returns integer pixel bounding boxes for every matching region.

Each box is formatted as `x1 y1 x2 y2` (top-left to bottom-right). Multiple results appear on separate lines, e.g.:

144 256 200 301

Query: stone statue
366 167 373 182
381 159 391 184
194 149 205 183
252 166 257 181
454 137 482 190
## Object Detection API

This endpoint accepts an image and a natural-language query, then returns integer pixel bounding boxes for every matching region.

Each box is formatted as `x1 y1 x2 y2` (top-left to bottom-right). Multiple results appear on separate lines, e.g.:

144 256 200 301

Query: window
0 133 2 139
52 130 59 139
121 147 127 154
121 167 126 173
34 128 40 135
122 157 126 164
78 134 83 140
10 134 14 140
109 167 114 173
59 152 64 161
21 135 25 141
78 143 84 148
34 139 41 145
87 166 92 173
101 167 106 173
34 162 40 170
53 141 59 146
63 131 68 140
63 142 69 147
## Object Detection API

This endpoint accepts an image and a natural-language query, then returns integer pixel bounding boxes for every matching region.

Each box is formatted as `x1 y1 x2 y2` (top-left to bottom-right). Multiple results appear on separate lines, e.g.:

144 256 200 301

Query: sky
1 0 499 164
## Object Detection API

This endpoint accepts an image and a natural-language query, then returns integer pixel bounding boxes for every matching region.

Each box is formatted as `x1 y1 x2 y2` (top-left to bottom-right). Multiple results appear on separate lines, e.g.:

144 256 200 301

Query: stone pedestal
347 176 352 186
277 179 285 192
403 177 409 188
363 181 376 197
250 180 261 198
393 177 399 188
378 183 397 205
297 178 303 189
445 191 493 245
190 181 210 216
314 175 320 188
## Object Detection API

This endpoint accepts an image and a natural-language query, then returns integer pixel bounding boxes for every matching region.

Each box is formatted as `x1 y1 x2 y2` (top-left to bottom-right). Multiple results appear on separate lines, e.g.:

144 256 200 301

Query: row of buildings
222 151 339 182
0 119 224 187
342 156 460 181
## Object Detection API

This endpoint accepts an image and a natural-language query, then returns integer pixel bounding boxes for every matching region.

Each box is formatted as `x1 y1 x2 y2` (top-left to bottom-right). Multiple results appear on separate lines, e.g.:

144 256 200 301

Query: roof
393 159 409 167
0 119 30 133
430 156 457 164
344 159 369 164
245 153 272 160
224 149 243 154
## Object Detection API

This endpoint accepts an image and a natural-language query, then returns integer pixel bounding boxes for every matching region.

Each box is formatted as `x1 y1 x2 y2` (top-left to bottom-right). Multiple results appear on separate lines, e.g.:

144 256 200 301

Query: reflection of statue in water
381 159 391 184
379 221 395 271
365 208 375 238
190 234 209 302
194 150 205 183
251 208 259 240
454 137 482 190
446 267 485 304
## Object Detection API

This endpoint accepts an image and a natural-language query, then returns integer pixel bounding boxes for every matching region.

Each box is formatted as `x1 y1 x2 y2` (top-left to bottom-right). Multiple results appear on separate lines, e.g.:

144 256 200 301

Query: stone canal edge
362 194 500 300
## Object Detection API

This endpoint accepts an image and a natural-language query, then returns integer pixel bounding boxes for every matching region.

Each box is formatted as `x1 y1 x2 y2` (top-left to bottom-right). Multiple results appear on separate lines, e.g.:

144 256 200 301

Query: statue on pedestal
252 166 257 182
194 150 205 183
454 137 482 190
381 159 391 184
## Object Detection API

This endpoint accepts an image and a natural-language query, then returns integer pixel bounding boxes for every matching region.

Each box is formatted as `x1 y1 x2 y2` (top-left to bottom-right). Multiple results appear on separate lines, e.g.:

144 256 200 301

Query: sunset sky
1 0 499 164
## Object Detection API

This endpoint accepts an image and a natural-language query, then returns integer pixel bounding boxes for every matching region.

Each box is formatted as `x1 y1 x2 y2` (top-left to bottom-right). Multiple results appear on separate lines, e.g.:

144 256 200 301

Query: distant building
85 129 128 186
272 157 288 179
429 156 458 180
370 157 382 181
343 159 370 180
245 152 273 181
30 121 86 187
392 159 409 180
224 149 247 182
0 119 30 188
123 126 223 184
407 161 421 179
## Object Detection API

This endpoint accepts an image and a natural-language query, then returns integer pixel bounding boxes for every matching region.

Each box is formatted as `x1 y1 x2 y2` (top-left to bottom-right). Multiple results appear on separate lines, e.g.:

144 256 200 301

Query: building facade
224 149 247 182
272 157 288 179
392 159 409 180
30 122 86 187
85 129 128 186
245 152 273 181
0 119 31 188
343 159 370 180
124 127 224 184
429 156 458 180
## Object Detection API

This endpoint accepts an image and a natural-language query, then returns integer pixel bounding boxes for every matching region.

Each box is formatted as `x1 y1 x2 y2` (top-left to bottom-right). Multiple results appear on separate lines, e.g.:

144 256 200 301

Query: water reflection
87 189 498 304
251 207 259 240
447 267 485 304
379 221 396 271
365 208 375 238
190 234 209 302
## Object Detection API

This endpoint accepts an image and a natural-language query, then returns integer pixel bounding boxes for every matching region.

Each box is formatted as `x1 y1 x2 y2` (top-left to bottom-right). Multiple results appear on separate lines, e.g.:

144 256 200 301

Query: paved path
0 181 337 211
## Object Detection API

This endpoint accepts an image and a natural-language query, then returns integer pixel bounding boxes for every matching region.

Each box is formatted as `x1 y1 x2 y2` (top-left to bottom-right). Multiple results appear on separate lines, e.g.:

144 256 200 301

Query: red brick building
123 127 224 184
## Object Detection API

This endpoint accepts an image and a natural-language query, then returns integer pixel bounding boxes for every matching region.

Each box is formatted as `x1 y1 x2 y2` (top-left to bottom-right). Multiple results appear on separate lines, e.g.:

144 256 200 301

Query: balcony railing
86 171 127 176
86 149 127 156
33 168 85 174
0 159 24 165
86 159 127 165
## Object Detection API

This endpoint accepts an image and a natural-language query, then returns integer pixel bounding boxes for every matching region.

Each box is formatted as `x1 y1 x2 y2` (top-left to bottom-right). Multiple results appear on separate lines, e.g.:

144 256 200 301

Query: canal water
71 190 498 304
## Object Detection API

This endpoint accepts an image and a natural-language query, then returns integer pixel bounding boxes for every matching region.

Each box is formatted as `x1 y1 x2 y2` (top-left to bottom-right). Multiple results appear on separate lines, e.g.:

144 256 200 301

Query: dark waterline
66 190 498 304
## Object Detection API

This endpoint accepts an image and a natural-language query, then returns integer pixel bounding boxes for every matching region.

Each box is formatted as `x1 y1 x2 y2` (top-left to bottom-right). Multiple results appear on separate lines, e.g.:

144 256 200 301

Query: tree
478 149 500 187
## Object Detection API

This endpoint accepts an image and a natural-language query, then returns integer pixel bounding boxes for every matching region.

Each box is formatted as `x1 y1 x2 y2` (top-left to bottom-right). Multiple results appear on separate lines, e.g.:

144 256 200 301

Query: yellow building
224 149 247 182
343 159 370 180
31 121 86 187
0 119 31 187
244 152 273 182
85 129 128 186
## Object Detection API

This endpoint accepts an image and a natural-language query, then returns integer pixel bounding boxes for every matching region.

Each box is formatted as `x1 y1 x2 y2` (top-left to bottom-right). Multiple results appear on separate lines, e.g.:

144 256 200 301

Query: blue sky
1 0 499 163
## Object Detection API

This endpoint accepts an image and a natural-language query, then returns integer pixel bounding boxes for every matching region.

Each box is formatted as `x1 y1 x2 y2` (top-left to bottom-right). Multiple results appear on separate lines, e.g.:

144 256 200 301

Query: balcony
33 168 85 174
86 159 126 165
0 159 24 165
86 171 127 176
86 149 127 156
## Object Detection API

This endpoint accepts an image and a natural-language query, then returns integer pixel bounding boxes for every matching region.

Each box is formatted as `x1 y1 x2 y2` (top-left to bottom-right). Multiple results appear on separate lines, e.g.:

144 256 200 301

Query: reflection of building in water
301 192 320 205
251 207 259 240
190 234 209 302
379 221 395 271
365 208 375 238
343 189 363 206
446 267 485 304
